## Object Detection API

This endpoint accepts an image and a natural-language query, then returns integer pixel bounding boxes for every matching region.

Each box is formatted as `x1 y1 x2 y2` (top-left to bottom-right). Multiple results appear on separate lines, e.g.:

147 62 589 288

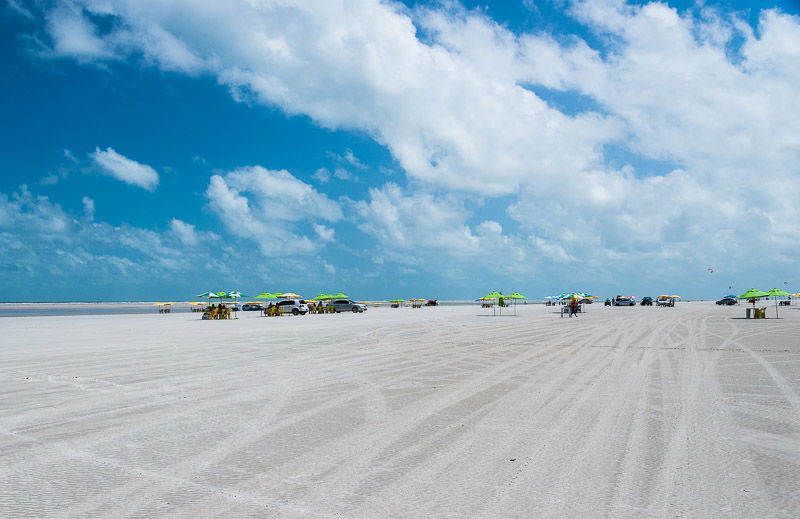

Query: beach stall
737 288 769 318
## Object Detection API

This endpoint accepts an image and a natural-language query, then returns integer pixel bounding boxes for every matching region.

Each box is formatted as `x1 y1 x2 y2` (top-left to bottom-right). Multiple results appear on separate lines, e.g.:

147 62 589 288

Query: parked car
716 297 737 306
241 303 263 311
425 299 438 306
604 299 612 306
328 299 367 313
640 296 653 306
579 298 593 304
613 296 636 306
275 299 308 315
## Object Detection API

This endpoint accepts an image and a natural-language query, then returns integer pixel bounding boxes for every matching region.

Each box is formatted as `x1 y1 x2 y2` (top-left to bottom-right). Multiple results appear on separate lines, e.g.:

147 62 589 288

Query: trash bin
746 308 753 319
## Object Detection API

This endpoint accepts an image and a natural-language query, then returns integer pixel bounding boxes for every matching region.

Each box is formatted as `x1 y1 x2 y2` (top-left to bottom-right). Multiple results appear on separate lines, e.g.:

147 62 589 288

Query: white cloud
206 166 341 255
0 185 248 300
91 147 159 191
313 167 331 183
333 168 356 181
352 183 527 273
46 4 113 60
313 224 335 242
170 218 199 246
0 185 71 234
28 0 800 285
81 196 95 220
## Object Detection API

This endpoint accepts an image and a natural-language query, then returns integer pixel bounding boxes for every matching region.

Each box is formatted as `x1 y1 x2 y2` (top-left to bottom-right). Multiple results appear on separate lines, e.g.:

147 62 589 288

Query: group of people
202 304 232 320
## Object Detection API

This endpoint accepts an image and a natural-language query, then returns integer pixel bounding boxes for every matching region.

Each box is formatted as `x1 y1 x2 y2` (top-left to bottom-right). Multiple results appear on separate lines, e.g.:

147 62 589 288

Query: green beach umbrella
332 292 348 299
765 288 790 297
737 288 769 309
737 288 768 300
766 288 790 318
197 291 228 306
255 292 279 299
311 294 332 301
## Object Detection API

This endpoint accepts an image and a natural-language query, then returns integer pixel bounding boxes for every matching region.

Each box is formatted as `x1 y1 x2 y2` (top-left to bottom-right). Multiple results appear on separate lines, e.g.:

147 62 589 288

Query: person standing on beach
569 298 579 317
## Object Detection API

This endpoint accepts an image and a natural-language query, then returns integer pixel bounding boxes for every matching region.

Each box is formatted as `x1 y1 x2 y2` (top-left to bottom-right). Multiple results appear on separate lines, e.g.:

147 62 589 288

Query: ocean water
0 303 194 318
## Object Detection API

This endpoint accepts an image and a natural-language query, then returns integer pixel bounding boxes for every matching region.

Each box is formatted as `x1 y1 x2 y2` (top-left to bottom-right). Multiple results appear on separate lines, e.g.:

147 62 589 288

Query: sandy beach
1 302 799 518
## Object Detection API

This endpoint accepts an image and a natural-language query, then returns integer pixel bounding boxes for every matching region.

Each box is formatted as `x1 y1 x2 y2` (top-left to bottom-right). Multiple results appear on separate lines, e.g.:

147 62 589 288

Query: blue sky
1 0 799 302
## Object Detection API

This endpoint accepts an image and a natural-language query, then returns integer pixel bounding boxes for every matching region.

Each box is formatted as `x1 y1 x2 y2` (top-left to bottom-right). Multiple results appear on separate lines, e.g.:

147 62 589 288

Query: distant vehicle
241 303 263 311
327 299 367 313
275 299 308 315
614 296 636 306
604 299 612 306
579 298 593 304
425 300 438 306
640 296 653 306
716 297 737 306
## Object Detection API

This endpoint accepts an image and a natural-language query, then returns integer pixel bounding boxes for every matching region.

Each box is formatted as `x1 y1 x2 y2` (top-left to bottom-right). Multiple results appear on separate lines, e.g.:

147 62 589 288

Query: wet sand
1 303 799 517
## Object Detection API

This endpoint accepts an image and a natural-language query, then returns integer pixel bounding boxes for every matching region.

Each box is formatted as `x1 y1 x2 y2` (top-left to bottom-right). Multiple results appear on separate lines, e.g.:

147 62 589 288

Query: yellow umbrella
278 292 301 298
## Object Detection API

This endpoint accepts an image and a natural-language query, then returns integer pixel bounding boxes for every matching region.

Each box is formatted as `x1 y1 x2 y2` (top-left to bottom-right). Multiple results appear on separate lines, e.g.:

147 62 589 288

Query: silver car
328 299 367 313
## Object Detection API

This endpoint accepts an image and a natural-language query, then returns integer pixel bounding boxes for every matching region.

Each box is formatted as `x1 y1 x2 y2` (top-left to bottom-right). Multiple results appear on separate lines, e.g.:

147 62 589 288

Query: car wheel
292 308 299 315
352 307 359 313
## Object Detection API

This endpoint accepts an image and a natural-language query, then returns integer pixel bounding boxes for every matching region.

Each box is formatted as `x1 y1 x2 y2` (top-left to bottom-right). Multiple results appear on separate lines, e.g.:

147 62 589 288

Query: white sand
1 302 799 518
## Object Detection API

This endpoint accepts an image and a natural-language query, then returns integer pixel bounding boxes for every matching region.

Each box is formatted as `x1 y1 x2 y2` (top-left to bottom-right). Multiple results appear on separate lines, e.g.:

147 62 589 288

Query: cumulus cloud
91 147 159 191
352 183 526 275
206 166 341 255
170 218 200 246
25 0 800 283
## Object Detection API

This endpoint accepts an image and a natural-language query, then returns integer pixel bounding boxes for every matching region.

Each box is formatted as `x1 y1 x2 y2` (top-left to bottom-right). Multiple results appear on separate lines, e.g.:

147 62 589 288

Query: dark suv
716 297 737 305
640 297 653 306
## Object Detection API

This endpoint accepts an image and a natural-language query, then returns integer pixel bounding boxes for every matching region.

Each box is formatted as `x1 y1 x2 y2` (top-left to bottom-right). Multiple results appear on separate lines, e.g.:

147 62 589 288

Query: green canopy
766 288 791 318
312 294 334 301
390 299 405 302
331 292 348 299
507 292 528 299
483 291 503 299
737 288 769 299
197 291 231 299
255 292 279 299
765 288 790 297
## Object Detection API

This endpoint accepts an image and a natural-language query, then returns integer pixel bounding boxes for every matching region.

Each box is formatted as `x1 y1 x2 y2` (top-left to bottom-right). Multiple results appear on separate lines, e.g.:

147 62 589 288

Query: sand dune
1 303 799 518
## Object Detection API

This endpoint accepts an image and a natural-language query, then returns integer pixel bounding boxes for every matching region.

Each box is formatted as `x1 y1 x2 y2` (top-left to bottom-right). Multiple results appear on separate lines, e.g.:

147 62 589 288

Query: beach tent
482 291 505 315
507 292 528 315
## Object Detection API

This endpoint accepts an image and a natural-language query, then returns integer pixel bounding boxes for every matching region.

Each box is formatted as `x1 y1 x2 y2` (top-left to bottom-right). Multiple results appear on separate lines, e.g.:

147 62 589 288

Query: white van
275 299 309 315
